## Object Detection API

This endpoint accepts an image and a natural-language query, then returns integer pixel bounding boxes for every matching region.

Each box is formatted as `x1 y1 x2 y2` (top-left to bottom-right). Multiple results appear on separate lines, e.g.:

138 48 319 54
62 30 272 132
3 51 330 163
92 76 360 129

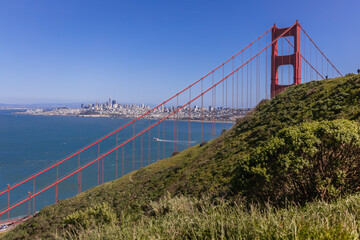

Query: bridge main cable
283 36 325 80
0 22 296 217
0 26 273 198
300 25 342 77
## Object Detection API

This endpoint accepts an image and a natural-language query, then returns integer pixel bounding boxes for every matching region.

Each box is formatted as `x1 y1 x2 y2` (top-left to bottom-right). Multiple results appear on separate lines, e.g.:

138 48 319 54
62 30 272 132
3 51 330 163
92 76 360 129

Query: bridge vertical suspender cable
0 23 281 222
300 26 342 77
1 22 343 223
0 25 274 206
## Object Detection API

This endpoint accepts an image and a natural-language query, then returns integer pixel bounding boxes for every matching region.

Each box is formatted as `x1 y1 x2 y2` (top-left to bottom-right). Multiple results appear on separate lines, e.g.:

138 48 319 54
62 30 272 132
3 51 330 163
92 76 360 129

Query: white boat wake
153 138 197 144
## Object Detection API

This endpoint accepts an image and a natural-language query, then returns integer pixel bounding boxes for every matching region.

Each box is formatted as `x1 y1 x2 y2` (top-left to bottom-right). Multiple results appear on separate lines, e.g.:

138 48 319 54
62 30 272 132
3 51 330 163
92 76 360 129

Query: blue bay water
0 109 232 220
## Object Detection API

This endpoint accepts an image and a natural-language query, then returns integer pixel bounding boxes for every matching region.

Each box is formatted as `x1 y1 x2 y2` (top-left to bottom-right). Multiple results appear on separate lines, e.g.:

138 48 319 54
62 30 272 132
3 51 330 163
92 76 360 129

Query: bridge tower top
271 21 301 98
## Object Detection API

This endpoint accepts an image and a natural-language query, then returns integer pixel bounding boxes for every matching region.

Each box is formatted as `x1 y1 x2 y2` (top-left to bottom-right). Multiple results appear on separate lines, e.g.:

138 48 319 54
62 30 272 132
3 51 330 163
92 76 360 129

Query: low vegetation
58 193 360 240
63 202 117 231
2 74 360 239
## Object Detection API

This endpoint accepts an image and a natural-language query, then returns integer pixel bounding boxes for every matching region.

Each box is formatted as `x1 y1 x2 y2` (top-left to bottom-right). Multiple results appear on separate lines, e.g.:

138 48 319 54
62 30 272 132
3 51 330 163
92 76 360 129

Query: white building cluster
20 97 250 121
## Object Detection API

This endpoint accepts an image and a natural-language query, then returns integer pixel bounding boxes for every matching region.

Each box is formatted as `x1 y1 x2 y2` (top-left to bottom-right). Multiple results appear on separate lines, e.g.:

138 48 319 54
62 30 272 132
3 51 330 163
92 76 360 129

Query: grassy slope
60 193 360 239
3 74 360 239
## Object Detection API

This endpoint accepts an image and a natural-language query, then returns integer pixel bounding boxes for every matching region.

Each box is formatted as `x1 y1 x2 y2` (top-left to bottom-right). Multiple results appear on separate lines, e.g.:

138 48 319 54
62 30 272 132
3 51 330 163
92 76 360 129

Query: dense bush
63 202 117 230
171 151 179 156
234 119 360 205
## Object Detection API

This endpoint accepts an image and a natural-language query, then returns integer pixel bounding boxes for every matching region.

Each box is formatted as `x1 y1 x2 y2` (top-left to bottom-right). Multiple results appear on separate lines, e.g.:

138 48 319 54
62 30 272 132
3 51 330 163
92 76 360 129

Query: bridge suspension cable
0 22 343 223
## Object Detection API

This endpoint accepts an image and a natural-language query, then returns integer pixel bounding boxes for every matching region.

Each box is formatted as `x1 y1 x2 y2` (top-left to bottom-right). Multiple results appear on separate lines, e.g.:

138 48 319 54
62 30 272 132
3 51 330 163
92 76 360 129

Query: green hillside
2 74 360 239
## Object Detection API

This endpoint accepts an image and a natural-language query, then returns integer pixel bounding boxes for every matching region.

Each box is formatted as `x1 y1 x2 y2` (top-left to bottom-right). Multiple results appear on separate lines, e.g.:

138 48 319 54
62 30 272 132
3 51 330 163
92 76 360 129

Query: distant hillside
3 74 360 239
0 103 81 109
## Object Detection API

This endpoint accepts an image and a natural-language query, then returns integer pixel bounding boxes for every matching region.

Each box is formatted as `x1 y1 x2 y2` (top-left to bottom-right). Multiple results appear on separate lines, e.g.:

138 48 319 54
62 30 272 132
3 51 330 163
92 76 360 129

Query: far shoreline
13 111 239 124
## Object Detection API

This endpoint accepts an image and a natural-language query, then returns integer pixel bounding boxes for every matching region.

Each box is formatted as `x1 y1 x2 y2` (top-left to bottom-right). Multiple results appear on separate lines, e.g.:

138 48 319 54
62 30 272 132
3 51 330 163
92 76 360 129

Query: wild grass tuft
58 193 360 240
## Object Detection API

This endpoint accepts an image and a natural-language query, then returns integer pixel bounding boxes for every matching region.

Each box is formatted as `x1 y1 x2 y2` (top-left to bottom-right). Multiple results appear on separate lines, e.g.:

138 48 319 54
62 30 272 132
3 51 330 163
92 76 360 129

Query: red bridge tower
271 21 301 98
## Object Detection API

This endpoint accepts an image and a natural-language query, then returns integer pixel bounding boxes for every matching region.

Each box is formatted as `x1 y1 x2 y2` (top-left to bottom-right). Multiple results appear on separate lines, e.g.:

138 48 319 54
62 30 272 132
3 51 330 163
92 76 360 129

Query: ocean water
0 109 232 220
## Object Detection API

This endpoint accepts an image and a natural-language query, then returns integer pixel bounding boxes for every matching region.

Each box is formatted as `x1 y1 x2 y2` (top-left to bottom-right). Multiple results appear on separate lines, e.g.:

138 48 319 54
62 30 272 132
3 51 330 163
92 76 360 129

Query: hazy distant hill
0 103 81 109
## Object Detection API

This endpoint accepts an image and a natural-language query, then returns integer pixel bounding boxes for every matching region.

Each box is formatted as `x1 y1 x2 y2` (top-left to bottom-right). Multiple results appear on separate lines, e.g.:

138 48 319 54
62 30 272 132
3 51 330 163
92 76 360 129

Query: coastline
0 107 30 110
13 111 239 124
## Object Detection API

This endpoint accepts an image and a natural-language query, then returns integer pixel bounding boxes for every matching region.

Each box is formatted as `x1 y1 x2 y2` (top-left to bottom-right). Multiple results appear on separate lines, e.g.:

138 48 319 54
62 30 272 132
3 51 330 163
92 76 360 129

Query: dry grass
58 193 360 240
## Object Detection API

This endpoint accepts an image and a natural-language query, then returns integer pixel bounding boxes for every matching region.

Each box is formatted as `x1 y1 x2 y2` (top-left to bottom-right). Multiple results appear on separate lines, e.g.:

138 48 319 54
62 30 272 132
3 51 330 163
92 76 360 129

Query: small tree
357 69 360 74
64 202 117 230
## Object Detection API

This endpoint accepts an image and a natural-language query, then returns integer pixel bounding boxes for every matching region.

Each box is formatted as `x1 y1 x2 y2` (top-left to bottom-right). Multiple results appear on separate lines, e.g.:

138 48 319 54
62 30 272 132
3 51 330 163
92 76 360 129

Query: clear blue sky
0 0 359 105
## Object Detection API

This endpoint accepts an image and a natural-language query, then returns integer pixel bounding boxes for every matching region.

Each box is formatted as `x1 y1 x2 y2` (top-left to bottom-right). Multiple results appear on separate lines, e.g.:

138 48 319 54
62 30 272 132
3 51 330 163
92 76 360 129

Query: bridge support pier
271 21 301 98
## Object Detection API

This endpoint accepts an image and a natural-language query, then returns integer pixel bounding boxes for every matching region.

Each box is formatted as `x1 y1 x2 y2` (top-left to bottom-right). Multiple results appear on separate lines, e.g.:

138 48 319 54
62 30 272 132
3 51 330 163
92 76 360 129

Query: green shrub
63 202 117 230
234 119 360 205
171 151 179 156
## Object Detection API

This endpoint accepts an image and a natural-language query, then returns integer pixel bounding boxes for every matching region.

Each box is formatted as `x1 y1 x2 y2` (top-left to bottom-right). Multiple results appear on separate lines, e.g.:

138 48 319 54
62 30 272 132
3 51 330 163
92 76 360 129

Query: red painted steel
157 124 160 160
0 26 273 202
122 147 124 176
271 21 301 98
32 178 35 213
176 95 179 152
300 26 342 77
247 62 249 108
102 157 104 184
225 73 228 128
28 192 31 218
201 79 204 143
283 37 324 79
133 124 135 170
162 122 165 159
188 88 191 148
78 154 80 194
79 170 82 193
0 24 296 217
316 46 318 80
236 69 239 109
148 118 151 164
3 22 342 222
222 66 224 130
265 48 268 99
141 134 143 168
250 45 252 107
310 40 312 80
116 132 118 179
97 144 100 185
232 58 234 111
212 73 215 139
241 52 243 106
56 165 58 203
7 185 9 221
173 109 176 152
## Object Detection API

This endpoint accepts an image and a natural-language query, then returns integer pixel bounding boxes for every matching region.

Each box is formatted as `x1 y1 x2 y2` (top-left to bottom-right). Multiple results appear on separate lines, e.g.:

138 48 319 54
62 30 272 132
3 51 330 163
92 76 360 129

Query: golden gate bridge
0 21 342 225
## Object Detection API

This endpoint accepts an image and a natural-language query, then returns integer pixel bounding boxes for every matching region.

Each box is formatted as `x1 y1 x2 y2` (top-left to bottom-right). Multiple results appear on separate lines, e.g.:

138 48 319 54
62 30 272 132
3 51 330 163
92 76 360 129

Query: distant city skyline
20 96 249 122
0 0 359 104
0 99 159 109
